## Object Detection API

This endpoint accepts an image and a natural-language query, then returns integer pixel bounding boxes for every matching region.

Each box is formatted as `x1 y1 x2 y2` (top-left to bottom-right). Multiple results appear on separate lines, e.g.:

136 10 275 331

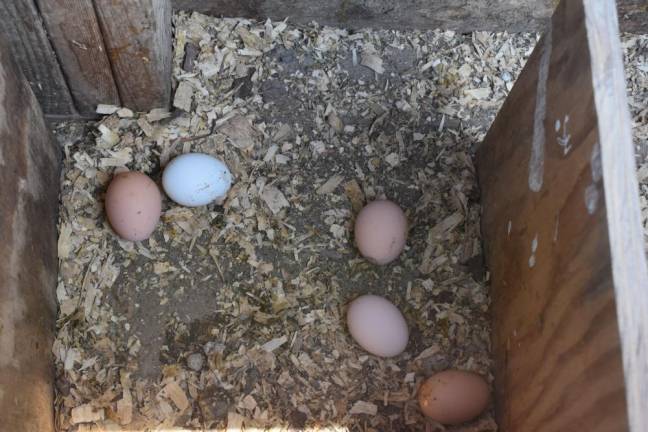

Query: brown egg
354 200 407 265
418 370 490 425
105 172 161 241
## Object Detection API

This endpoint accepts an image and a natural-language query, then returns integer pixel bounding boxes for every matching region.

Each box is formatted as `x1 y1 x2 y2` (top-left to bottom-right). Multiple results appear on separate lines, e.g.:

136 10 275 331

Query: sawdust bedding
52 10 648 432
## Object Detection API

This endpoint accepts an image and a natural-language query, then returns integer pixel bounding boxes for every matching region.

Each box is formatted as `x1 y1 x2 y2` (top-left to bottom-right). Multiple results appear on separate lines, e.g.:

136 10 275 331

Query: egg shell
354 200 407 265
347 294 409 357
162 153 233 207
418 370 490 425
105 172 161 241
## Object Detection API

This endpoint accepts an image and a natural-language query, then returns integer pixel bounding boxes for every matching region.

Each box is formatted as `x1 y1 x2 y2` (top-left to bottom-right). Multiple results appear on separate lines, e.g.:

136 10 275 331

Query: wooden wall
478 0 648 431
0 33 60 432
0 0 172 118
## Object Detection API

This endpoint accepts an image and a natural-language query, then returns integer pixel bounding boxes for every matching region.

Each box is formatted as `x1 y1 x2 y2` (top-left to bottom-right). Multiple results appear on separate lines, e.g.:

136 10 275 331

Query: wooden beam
477 0 647 431
36 0 120 116
584 1 648 430
0 33 60 432
172 0 647 33
94 0 172 112
0 0 76 116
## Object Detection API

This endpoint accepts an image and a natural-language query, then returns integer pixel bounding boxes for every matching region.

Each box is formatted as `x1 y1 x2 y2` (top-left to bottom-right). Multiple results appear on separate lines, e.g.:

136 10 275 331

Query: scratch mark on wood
529 28 552 192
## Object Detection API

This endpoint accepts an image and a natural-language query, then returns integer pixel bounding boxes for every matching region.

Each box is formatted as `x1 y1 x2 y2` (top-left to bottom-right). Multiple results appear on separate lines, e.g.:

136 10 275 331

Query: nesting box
0 0 646 431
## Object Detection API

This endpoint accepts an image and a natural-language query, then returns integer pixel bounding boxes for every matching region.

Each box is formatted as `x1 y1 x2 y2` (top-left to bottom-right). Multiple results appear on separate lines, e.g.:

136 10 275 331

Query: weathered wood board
0 0 76 116
37 0 121 116
0 34 60 432
477 0 648 431
94 0 172 112
172 0 647 33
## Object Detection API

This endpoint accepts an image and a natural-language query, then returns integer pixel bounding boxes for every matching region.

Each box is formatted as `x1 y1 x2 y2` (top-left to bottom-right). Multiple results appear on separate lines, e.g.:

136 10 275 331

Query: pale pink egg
347 294 409 357
354 200 407 265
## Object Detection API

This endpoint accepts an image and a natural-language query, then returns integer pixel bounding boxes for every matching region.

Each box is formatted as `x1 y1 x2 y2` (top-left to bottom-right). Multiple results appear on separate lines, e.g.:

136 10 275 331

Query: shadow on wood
0 34 60 432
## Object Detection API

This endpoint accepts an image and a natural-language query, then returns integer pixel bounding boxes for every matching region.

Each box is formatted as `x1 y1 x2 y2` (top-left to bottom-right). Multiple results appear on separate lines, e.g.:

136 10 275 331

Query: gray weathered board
37 0 121 116
173 0 648 33
94 0 173 112
477 0 648 431
0 0 76 116
0 0 172 117
0 34 60 432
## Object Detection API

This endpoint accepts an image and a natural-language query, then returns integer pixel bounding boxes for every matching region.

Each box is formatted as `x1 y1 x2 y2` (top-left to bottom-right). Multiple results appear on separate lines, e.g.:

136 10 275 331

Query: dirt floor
52 12 648 432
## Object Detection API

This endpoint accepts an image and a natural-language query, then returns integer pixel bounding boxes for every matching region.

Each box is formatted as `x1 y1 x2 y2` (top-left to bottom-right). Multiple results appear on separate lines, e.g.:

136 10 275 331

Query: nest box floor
52 12 648 432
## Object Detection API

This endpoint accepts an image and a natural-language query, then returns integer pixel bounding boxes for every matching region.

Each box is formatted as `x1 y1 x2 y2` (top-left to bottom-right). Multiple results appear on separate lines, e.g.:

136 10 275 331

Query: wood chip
317 174 344 195
220 115 260 150
96 104 119 115
71 404 105 424
361 53 385 74
162 381 190 411
173 81 194 112
261 335 288 352
261 186 290 214
349 400 378 415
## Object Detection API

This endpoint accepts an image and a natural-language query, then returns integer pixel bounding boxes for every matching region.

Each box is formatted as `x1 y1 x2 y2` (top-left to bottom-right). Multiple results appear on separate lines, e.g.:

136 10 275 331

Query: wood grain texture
0 0 76 116
94 0 172 112
0 33 60 432
584 1 648 431
172 0 647 33
36 0 120 116
477 0 644 430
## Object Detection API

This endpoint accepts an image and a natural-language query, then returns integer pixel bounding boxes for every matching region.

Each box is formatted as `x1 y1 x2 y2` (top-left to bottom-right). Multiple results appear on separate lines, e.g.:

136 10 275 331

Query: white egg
162 153 233 207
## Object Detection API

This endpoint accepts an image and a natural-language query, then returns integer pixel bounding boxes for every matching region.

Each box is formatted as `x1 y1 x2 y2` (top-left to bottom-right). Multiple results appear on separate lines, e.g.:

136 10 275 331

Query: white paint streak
529 28 552 192
0 62 7 166
556 115 572 155
553 214 560 243
584 184 600 214
591 142 603 182
507 220 512 237
528 234 539 268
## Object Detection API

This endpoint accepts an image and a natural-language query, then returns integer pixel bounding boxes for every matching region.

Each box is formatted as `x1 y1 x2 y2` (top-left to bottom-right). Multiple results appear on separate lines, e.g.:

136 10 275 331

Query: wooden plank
172 0 647 33
0 33 60 432
0 0 76 116
94 0 172 112
36 0 120 116
477 0 647 431
583 1 648 431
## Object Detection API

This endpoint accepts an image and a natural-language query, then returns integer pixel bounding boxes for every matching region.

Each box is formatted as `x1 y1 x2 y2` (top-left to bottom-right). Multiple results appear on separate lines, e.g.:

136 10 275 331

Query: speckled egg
105 171 161 241
354 200 407 265
418 370 490 425
346 294 409 357
162 153 232 207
